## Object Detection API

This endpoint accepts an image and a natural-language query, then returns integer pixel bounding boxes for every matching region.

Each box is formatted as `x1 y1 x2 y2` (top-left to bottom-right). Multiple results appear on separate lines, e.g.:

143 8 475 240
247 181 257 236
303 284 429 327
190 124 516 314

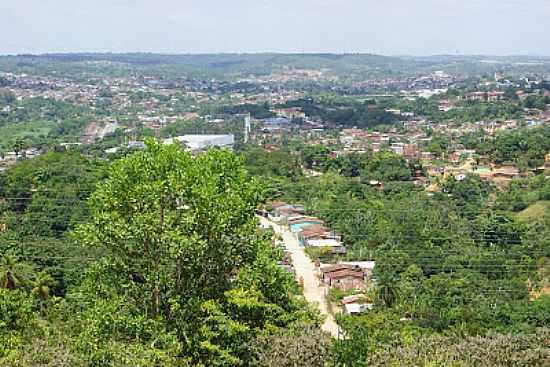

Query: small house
321 264 366 291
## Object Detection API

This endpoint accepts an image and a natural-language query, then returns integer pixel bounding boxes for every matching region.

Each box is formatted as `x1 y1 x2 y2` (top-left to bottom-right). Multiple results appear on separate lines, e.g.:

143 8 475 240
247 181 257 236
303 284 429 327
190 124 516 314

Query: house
105 147 120 154
324 269 365 291
297 224 333 244
268 202 306 221
277 252 294 273
465 92 487 101
448 151 461 163
341 294 365 305
296 224 345 253
344 303 374 315
263 117 291 132
321 264 366 291
492 165 520 180
338 261 375 277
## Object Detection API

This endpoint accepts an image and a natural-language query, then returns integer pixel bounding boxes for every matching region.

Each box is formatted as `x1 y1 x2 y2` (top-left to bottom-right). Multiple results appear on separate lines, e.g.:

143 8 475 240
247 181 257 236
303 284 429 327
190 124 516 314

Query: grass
0 121 56 148
305 246 336 262
516 201 550 222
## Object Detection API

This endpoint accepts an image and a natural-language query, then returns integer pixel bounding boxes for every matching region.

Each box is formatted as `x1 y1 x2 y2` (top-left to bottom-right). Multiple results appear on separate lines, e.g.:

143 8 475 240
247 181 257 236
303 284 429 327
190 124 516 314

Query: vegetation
278 98 398 128
0 141 321 366
244 141 550 365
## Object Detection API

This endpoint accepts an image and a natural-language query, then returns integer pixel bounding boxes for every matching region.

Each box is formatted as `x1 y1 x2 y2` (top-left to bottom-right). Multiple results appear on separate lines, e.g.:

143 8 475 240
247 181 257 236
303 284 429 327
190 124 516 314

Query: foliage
251 325 333 367
278 98 399 128
0 151 106 236
242 147 302 180
365 327 550 367
441 173 492 214
73 140 314 365
361 151 412 182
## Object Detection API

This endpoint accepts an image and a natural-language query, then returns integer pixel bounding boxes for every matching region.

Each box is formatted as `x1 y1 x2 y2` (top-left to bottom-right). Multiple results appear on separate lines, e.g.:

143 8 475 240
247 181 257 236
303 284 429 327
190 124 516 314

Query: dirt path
259 217 340 338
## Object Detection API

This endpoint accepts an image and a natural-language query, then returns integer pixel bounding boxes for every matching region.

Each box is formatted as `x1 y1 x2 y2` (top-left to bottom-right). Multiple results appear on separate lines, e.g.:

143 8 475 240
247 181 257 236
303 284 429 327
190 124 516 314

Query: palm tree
0 253 33 290
376 275 397 308
32 271 55 309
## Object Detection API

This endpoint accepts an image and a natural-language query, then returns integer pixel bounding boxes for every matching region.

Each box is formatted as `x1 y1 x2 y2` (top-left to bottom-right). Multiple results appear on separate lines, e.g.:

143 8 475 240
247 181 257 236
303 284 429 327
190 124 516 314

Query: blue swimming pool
290 221 322 232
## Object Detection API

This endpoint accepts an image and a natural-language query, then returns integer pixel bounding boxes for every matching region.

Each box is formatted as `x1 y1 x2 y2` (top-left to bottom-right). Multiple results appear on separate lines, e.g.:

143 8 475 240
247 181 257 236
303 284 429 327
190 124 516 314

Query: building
297 224 340 244
492 165 520 179
465 92 487 101
163 134 234 151
320 264 366 291
343 302 374 315
338 261 376 276
390 143 405 155
274 107 305 119
267 202 308 223
262 117 291 132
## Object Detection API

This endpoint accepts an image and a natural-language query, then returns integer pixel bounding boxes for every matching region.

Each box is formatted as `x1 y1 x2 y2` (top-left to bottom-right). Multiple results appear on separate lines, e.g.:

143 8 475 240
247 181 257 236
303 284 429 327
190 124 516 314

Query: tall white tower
244 114 251 144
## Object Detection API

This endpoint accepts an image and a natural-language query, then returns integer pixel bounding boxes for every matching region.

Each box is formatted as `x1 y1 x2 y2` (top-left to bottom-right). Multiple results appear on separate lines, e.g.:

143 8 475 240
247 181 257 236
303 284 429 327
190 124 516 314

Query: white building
163 135 235 151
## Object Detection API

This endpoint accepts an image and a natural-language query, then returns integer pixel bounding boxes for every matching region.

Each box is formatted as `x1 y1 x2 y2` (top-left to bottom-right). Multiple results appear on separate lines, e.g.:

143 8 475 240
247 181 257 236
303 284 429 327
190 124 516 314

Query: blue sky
1 0 549 55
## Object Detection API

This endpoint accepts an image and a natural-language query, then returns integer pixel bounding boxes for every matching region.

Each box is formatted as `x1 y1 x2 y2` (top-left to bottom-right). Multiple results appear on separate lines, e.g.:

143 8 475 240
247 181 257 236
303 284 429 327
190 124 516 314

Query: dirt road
259 217 340 338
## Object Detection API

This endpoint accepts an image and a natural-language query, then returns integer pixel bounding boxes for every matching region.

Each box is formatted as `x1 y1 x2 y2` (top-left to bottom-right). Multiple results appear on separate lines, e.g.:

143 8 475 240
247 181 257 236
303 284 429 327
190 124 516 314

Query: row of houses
0 148 42 170
266 202 377 315
268 201 347 255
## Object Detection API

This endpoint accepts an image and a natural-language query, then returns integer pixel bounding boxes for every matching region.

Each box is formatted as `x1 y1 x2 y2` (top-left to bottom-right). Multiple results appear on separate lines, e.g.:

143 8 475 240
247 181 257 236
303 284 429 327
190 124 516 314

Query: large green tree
74 139 315 365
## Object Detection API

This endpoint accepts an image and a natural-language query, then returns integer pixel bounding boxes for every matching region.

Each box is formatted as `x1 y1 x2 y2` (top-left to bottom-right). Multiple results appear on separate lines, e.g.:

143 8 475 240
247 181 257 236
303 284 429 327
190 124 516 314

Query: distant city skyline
1 0 549 56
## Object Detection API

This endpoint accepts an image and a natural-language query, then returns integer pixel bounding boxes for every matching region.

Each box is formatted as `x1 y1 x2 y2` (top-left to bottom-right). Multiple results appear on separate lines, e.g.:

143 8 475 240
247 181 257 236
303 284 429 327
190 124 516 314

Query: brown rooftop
299 224 329 236
326 269 365 280
321 264 358 274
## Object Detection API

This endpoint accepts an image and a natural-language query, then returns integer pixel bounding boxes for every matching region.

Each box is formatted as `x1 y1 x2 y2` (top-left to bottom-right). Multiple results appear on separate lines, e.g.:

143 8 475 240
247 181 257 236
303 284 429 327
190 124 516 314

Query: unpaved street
260 217 340 338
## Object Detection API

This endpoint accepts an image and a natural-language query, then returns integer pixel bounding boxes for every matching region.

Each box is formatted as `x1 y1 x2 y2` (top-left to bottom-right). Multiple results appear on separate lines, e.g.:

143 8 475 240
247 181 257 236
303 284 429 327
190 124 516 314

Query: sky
1 0 549 56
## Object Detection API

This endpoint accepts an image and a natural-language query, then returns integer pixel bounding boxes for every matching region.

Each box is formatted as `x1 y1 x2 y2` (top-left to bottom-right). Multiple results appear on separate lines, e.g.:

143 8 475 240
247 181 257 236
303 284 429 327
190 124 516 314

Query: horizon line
1 52 550 59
